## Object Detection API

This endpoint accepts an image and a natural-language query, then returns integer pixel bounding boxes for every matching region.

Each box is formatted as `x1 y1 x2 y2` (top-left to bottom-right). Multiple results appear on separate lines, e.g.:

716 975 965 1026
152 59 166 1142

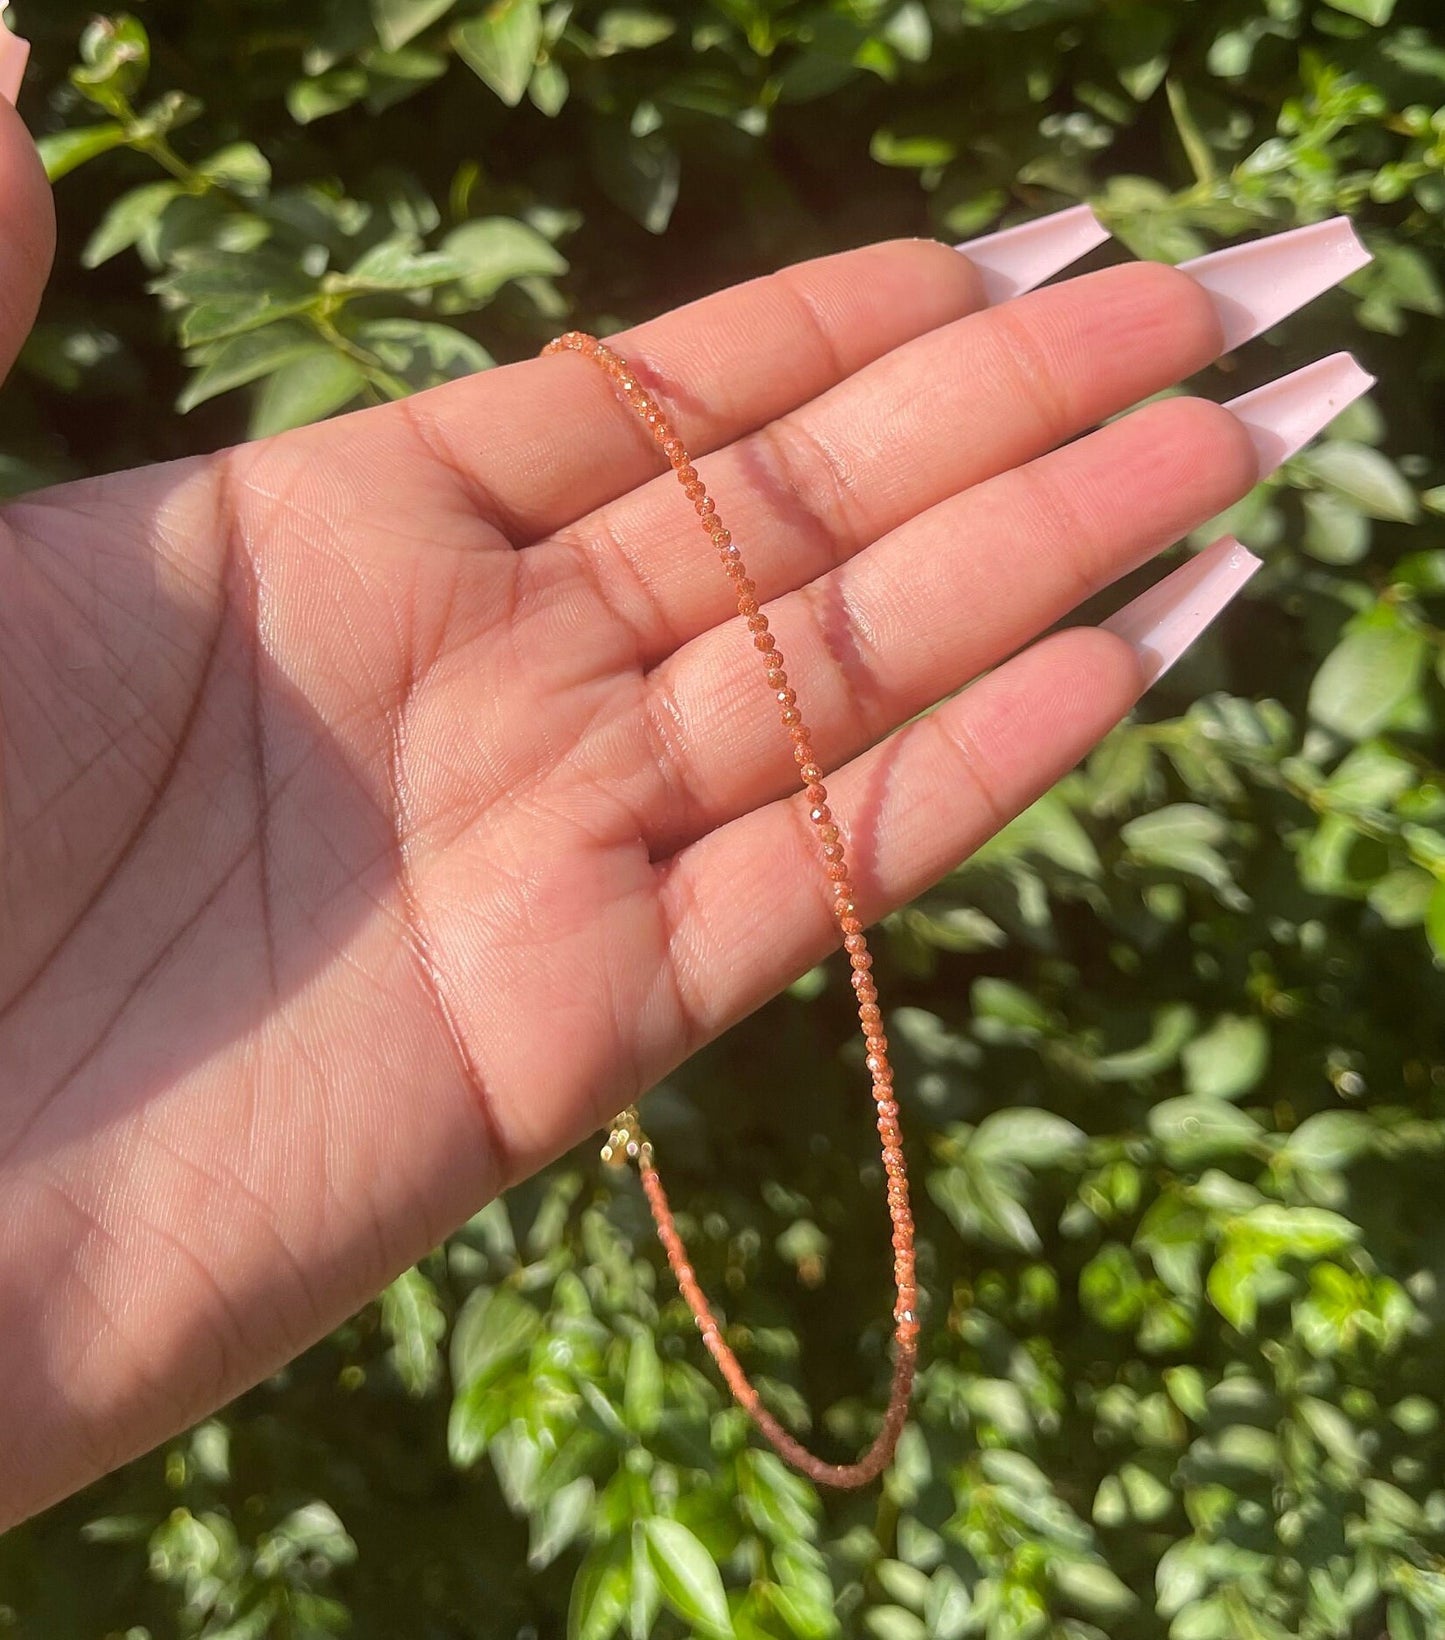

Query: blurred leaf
37 123 129 182
1323 0 1396 21
247 349 367 436
1149 1096 1264 1167
372 0 457 51
335 240 467 290
570 1539 630 1640
644 1519 734 1639
596 10 675 52
1182 1015 1269 1102
83 180 182 265
178 320 322 411
1300 442 1418 522
453 0 543 105
379 1265 447 1396
442 215 569 296
971 1107 1087 1167
1309 611 1430 740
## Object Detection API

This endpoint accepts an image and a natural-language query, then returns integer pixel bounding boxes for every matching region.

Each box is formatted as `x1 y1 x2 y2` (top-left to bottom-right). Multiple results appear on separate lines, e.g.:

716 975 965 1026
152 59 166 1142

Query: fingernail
1180 219 1371 353
959 204 1111 304
1102 535 1262 685
1226 351 1375 476
0 4 27 106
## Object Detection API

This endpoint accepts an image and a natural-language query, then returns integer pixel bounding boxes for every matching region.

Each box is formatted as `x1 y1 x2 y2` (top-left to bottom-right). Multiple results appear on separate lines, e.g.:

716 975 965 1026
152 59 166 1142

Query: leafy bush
3 0 1444 1636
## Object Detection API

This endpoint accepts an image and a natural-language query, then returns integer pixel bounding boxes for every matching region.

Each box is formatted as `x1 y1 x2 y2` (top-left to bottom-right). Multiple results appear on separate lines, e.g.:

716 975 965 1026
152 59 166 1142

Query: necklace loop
543 330 919 1488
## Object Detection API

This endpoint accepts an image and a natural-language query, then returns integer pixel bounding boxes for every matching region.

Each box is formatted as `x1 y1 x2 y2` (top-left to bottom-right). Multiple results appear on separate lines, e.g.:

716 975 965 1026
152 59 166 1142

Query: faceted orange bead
554 329 917 1495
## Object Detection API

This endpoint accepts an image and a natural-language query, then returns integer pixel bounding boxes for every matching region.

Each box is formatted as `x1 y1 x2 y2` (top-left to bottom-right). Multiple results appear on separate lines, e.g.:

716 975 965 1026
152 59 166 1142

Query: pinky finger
657 538 1261 1045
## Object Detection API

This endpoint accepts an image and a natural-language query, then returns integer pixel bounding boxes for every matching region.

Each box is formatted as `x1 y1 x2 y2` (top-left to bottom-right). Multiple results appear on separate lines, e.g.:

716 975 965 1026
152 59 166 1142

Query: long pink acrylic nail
1102 536 1262 685
1181 219 1371 352
1227 352 1375 476
959 204 1110 304
0 4 27 107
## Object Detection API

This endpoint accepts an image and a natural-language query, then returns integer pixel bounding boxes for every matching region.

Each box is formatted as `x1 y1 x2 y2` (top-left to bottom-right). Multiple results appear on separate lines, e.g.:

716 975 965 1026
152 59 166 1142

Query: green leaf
452 0 543 105
531 1477 596 1571
441 216 569 298
198 142 272 192
1369 867 1436 926
929 1161 1040 1254
1182 1015 1269 1102
569 1539 630 1640
372 0 457 50
971 977 1051 1037
862 1609 927 1640
1207 1247 1263 1332
1092 1003 1197 1082
596 9 676 51
922 1568 970 1640
37 123 129 183
875 1560 930 1611
1122 804 1244 906
247 350 367 437
623 1331 663 1435
1231 1204 1360 1258
1309 613 1430 740
976 789 1101 877
1302 491 1370 565
1149 1096 1264 1167
971 1108 1086 1168
334 240 467 291
447 1375 509 1467
1052 1557 1137 1617
1322 0 1396 22
1283 1111 1375 1171
451 1285 541 1389
644 1519 734 1640
870 130 956 169
363 45 450 110
379 1265 446 1397
287 68 369 123
178 321 323 412
356 318 493 380
530 57 570 115
1300 442 1418 522
82 181 183 267
1080 1244 1147 1330
883 5 933 64
72 14 150 105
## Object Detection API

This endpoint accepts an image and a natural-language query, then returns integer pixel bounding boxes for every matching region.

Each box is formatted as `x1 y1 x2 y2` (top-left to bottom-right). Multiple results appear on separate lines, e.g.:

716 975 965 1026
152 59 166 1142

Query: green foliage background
2 0 1445 1635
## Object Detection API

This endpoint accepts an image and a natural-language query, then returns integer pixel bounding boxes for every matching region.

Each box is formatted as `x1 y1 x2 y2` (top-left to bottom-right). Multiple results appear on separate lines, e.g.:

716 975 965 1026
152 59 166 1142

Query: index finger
388 208 1108 545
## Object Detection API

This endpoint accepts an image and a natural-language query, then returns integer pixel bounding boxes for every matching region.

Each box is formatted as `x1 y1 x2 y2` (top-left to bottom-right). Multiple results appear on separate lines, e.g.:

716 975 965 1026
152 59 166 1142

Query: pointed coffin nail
959 204 1110 304
1180 219 1371 353
1227 352 1376 476
1103 535 1262 686
0 4 27 107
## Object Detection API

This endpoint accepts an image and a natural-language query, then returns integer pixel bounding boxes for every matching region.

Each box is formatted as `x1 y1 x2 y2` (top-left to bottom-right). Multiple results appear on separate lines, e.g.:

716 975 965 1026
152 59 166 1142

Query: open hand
0 84 1370 1526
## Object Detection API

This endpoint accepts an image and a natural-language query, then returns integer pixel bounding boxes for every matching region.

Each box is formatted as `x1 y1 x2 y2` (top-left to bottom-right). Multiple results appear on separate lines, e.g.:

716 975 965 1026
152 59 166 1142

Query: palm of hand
2 112 1289 1521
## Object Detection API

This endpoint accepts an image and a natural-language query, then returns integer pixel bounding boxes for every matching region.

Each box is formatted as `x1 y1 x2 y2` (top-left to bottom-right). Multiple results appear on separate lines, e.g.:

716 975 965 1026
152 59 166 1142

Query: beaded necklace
543 331 918 1488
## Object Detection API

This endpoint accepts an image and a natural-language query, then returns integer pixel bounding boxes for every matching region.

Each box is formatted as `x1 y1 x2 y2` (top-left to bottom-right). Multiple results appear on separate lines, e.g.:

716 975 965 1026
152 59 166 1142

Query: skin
0 93 1260 1530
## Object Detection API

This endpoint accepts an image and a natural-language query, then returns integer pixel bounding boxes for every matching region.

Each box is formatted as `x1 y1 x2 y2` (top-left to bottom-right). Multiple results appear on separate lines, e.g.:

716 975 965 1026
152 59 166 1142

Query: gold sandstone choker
542 331 918 1489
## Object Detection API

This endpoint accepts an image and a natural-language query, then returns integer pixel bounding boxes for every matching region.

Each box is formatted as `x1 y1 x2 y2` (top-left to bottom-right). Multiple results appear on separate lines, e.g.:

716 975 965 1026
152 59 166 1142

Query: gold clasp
600 1106 643 1167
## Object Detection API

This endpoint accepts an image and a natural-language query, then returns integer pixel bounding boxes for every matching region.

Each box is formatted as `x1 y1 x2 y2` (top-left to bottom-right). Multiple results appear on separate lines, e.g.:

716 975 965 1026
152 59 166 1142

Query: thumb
0 5 55 383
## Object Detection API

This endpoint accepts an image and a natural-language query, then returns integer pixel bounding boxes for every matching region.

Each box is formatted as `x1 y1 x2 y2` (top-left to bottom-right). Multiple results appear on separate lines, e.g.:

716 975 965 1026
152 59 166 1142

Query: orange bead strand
543 330 918 1489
